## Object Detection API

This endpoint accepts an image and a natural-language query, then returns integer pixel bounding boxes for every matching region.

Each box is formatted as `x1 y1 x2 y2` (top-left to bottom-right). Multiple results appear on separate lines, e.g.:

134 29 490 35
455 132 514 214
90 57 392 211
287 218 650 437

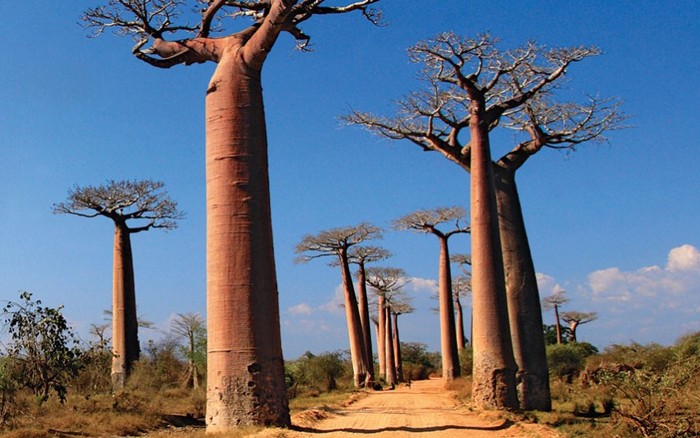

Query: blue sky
1 1 698 359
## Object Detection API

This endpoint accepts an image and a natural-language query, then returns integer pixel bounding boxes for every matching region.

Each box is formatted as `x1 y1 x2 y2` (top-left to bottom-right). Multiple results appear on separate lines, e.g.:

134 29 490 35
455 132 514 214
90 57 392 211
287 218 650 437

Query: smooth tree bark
82 0 381 430
345 33 623 410
295 223 382 388
348 245 391 384
560 311 598 343
393 207 469 381
543 290 569 345
53 180 182 389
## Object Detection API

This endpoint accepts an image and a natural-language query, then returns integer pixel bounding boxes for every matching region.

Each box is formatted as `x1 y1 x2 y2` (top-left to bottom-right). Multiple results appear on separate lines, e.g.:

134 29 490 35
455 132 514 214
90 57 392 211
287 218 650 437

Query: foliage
458 345 473 377
127 337 186 391
170 313 207 388
543 324 571 345
400 342 439 380
286 351 351 397
599 353 700 437
1 292 83 404
546 342 598 382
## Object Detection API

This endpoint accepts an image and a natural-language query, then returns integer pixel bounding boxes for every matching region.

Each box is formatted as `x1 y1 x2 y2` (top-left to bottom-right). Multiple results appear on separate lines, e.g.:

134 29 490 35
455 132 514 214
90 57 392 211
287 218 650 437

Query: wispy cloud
287 303 313 316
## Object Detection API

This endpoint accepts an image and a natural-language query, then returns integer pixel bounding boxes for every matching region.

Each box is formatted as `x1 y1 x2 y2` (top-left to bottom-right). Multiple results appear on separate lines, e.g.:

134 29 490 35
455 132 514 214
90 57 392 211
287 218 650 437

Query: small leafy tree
171 313 206 389
2 292 82 403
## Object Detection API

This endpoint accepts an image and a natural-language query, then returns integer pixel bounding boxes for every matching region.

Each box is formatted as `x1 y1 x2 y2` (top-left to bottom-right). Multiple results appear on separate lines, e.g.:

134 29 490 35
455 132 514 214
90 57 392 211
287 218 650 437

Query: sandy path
254 378 561 438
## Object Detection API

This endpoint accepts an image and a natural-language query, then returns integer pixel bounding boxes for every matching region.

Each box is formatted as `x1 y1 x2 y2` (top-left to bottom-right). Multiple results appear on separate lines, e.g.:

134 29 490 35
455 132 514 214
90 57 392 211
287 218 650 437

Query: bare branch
53 179 184 232
392 206 469 238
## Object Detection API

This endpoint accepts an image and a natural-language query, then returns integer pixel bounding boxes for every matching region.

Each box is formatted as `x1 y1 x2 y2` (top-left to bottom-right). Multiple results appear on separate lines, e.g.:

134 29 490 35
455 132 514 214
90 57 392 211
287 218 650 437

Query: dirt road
253 378 561 438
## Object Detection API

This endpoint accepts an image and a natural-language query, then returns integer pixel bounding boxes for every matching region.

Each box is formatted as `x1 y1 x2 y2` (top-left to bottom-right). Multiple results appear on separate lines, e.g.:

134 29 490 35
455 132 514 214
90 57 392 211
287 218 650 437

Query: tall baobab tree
560 311 598 343
348 245 390 383
54 179 183 389
393 206 469 381
345 33 623 410
390 299 413 382
81 0 382 430
543 290 569 345
295 223 382 388
365 266 408 387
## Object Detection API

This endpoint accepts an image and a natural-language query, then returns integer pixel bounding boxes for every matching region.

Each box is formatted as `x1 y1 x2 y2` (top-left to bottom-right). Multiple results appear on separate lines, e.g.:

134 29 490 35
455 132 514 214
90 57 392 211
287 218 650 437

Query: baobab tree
390 299 413 382
295 223 381 388
347 245 390 383
171 312 206 389
393 206 469 381
452 274 471 352
345 32 623 410
451 253 472 352
53 179 183 389
365 266 408 387
81 0 382 430
560 311 598 343
543 290 569 345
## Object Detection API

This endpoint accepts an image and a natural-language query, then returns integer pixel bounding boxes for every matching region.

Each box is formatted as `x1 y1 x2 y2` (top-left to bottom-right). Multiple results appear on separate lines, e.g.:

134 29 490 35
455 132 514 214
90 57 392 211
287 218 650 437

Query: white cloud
588 244 700 305
667 244 700 272
287 303 313 316
318 284 345 314
406 277 438 294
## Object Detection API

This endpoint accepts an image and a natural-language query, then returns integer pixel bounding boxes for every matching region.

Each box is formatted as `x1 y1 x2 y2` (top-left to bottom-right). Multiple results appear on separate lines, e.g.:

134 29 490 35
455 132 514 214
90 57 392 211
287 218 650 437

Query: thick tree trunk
205 48 289 430
392 313 403 382
384 306 397 387
356 264 375 384
377 296 387 378
495 167 551 411
455 297 466 352
438 236 460 380
469 98 519 410
569 322 578 342
339 250 369 388
111 223 139 390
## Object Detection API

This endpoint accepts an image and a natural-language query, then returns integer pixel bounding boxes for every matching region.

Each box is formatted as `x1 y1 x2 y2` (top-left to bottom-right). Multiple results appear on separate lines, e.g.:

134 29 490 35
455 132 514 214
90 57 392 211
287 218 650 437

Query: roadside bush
547 342 597 382
400 342 438 380
286 351 350 397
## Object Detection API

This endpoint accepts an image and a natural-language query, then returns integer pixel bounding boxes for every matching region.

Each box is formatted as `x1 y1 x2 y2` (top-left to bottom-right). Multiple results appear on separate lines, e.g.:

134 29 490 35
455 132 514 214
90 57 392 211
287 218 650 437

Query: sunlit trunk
495 167 551 411
438 236 460 380
339 249 369 387
384 306 397 386
455 297 466 352
392 312 403 382
377 295 387 378
554 304 563 344
356 264 375 384
111 223 139 389
205 49 289 430
469 97 518 410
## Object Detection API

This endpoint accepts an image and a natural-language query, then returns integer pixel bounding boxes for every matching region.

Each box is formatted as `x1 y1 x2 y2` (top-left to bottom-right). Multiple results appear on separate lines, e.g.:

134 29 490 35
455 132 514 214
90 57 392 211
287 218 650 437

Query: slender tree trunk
338 249 369 387
554 304 563 345
455 297 466 352
111 223 139 390
205 48 289 430
438 236 460 380
392 313 403 382
377 295 387 378
356 264 375 384
494 166 551 411
384 306 397 387
469 97 519 410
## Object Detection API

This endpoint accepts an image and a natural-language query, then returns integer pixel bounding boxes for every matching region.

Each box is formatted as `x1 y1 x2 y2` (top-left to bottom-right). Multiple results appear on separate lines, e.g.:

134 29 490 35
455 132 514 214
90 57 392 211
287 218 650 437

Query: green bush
547 343 597 382
286 351 350 397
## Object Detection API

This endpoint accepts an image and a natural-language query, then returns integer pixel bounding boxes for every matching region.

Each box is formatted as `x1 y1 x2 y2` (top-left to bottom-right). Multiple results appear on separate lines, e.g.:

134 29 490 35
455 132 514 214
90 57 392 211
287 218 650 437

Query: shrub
547 343 597 382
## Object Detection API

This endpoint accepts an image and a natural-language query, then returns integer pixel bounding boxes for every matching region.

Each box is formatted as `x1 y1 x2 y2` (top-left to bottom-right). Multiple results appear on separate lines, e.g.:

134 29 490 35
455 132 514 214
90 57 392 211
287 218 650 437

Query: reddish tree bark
437 236 460 380
111 223 140 389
